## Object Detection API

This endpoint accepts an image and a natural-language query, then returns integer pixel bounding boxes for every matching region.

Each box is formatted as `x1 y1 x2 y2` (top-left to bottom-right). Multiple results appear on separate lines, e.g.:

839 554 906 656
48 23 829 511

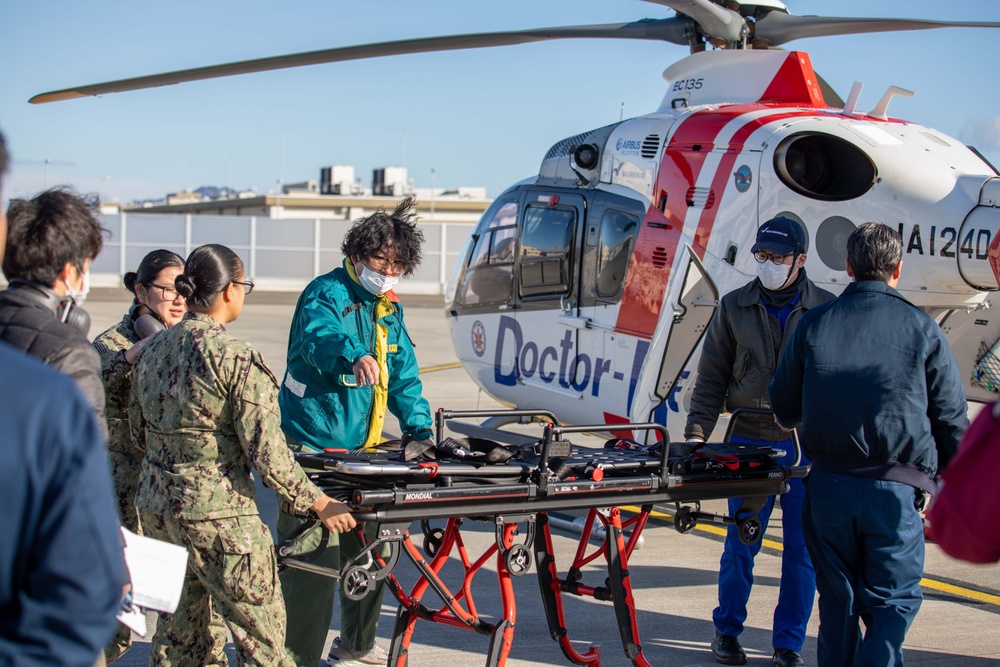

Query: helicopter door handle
498 303 520 311
557 315 591 330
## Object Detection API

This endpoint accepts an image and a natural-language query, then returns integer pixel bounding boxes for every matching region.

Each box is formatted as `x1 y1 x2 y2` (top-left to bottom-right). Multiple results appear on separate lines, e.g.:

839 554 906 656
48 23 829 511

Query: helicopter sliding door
506 191 588 408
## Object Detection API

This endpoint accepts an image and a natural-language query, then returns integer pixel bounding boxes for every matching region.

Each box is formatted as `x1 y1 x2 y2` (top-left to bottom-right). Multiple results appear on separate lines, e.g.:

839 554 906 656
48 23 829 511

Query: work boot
773 648 805 667
712 630 747 665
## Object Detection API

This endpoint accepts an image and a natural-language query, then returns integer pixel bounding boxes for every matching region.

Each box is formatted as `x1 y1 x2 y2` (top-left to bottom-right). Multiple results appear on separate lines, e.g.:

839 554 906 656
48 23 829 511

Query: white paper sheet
120 527 189 614
116 606 148 637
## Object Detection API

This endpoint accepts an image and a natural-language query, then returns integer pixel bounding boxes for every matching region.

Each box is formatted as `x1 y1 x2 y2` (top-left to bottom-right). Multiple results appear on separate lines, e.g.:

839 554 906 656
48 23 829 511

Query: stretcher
278 408 807 667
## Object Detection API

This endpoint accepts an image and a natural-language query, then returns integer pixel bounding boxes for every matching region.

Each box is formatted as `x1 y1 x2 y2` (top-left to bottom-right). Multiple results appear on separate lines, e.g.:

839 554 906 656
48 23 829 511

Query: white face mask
64 268 91 305
757 261 794 291
357 264 400 295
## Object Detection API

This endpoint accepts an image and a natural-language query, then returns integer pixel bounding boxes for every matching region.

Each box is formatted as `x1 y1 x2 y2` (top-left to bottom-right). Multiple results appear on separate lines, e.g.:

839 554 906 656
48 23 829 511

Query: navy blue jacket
769 281 967 492
0 343 127 667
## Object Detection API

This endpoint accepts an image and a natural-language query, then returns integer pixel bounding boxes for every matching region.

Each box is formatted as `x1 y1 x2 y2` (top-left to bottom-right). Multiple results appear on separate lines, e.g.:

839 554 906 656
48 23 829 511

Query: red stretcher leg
484 522 519 667
387 517 522 667
605 507 652 667
388 518 464 667
533 512 603 666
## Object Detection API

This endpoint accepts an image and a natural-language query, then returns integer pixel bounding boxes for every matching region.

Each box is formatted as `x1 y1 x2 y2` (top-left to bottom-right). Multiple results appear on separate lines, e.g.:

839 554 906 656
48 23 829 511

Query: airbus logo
616 138 644 152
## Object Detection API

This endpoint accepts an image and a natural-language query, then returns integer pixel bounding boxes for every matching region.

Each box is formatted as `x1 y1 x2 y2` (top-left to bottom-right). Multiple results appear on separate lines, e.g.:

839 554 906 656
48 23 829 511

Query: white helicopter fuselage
447 49 1000 441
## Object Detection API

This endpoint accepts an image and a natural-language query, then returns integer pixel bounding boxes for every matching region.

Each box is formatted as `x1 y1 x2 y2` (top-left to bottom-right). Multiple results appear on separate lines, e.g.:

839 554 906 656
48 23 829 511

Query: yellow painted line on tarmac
620 504 784 550
619 505 1000 607
418 362 463 373
920 578 1000 606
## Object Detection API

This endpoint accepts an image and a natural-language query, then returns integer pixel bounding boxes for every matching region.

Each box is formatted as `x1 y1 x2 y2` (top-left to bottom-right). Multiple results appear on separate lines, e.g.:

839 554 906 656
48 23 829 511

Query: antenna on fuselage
842 82 863 116
868 86 915 120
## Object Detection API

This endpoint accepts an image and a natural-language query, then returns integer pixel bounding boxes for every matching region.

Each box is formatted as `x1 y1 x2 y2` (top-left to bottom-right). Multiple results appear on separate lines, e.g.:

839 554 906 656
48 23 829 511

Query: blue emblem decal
733 164 753 193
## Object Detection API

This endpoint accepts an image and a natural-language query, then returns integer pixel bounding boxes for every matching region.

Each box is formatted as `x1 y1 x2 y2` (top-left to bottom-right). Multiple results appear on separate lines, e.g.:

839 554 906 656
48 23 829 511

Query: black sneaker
773 648 805 667
712 630 747 665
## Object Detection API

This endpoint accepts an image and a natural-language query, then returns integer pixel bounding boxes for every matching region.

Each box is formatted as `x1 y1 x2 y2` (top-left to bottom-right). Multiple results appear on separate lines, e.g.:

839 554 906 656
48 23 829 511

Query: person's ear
57 261 76 286
845 258 854 278
796 252 808 268
135 284 147 304
892 260 903 281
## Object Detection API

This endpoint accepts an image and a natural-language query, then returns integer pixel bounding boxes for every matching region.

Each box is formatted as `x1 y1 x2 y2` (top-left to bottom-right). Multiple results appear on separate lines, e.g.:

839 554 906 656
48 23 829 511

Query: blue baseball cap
751 216 807 256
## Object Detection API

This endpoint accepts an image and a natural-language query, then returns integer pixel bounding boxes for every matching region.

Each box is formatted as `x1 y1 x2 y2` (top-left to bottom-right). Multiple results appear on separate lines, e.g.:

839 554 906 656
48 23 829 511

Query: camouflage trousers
109 448 143 534
141 511 295 667
104 452 228 664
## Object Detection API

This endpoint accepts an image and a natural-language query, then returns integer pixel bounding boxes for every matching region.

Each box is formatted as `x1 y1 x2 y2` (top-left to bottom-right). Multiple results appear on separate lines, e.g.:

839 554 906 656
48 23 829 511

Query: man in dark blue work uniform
686 217 835 667
0 130 128 667
770 222 967 667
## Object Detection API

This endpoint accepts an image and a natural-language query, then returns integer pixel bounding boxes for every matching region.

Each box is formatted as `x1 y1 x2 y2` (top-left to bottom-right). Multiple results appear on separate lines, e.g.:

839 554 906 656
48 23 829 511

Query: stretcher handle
434 407 559 442
542 422 671 484
723 407 802 466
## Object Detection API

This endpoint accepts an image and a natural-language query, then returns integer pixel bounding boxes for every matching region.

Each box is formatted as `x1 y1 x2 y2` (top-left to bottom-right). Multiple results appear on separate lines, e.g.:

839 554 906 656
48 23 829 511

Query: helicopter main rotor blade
30 19 693 104
641 0 747 42
755 13 1000 46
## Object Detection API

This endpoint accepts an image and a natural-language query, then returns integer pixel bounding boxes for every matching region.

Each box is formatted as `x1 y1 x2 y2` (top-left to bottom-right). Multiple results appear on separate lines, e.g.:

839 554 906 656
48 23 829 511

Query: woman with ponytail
129 244 355 666
93 249 231 664
94 250 186 527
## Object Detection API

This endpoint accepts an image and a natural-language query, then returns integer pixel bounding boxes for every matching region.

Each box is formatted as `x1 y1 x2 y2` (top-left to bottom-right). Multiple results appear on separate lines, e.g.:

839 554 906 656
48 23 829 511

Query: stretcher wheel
504 544 532 575
341 565 374 601
737 517 762 545
674 509 697 534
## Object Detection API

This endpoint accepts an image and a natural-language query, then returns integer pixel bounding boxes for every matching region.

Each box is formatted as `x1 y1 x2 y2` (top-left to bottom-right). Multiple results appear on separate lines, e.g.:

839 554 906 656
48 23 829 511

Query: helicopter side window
519 204 575 298
484 201 518 230
596 209 638 298
458 200 518 306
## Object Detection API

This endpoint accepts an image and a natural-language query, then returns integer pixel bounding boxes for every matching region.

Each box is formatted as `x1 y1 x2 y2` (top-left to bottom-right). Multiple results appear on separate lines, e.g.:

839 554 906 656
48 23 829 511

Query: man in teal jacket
278 197 432 667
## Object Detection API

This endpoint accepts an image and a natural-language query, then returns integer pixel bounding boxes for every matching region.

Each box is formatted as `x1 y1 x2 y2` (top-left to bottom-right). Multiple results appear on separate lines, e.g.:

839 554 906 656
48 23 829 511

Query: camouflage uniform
93 313 229 664
130 311 322 667
94 314 144 533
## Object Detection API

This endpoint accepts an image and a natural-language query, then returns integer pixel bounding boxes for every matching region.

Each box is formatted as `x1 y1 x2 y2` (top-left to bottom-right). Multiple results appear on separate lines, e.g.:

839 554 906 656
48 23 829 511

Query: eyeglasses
146 282 181 300
753 250 792 265
232 280 255 295
366 255 406 274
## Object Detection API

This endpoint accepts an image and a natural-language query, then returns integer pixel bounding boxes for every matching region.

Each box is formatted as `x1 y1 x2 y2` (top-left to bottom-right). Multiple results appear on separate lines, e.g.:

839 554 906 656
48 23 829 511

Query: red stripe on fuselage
603 411 635 441
693 107 821 255
614 104 832 339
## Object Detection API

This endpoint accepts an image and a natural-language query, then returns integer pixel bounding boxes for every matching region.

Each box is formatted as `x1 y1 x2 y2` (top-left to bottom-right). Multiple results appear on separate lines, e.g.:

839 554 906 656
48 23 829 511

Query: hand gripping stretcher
277 408 807 667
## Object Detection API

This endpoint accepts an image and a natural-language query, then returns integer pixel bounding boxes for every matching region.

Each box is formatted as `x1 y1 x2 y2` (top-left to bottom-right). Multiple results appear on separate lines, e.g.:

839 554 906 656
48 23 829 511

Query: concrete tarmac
85 292 1000 667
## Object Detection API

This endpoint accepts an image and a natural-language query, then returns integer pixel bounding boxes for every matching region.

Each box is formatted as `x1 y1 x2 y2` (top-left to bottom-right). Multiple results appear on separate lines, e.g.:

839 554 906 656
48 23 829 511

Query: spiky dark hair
341 197 424 276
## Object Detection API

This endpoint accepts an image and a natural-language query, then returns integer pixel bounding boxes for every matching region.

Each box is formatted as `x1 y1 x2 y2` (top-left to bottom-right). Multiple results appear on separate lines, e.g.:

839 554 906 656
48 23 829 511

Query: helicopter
30 0 1000 443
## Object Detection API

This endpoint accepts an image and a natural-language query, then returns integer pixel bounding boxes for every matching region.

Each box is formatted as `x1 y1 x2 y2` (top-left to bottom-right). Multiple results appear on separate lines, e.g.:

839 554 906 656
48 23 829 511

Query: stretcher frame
279 408 806 667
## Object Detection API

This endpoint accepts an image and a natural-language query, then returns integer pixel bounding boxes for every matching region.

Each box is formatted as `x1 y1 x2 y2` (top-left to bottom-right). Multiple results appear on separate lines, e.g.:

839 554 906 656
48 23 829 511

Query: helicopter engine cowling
538 123 618 187
958 178 1000 291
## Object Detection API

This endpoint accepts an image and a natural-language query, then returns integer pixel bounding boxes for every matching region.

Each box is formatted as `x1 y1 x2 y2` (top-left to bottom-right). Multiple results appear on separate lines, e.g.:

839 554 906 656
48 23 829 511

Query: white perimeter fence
87 213 475 295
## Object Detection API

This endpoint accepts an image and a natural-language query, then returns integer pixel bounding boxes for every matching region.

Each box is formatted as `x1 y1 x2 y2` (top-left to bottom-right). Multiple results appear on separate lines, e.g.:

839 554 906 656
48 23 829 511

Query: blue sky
1 1 998 204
